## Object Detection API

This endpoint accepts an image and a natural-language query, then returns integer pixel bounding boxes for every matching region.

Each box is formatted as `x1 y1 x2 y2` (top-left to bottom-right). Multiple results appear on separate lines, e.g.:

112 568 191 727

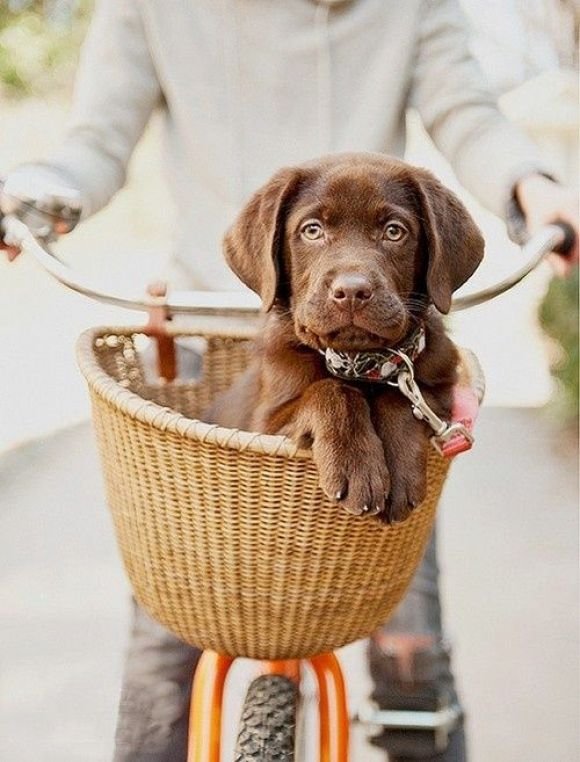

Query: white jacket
31 0 552 290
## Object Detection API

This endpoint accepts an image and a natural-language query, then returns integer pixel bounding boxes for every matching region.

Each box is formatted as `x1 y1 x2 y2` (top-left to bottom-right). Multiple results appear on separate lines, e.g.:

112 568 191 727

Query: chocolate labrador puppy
207 153 484 522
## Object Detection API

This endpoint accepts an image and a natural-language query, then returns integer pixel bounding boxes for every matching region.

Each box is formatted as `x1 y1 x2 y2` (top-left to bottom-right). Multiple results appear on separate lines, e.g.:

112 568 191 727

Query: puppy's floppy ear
223 167 302 311
413 169 484 314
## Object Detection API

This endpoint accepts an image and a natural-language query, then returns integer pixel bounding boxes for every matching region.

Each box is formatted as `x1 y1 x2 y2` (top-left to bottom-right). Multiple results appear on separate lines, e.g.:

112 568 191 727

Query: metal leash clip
390 352 474 458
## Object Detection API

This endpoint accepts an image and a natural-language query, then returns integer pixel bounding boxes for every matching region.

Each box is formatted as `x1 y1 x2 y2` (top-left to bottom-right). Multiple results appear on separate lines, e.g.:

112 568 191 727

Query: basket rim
76 326 311 459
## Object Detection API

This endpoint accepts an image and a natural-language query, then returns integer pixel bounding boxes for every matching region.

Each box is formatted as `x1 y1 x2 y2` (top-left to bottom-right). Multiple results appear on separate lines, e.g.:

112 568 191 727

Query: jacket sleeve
410 0 556 219
40 0 162 217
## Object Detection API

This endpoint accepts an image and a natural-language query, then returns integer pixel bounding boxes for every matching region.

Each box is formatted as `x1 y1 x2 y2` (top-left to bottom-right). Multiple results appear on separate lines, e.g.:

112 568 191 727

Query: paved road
1 408 577 761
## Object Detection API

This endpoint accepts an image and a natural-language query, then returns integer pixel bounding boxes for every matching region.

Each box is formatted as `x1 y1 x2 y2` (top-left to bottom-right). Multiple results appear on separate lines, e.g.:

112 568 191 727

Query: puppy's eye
383 222 406 242
300 220 324 241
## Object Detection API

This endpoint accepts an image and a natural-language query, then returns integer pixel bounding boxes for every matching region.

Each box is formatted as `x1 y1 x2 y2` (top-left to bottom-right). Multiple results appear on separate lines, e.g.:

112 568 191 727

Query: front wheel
234 674 298 761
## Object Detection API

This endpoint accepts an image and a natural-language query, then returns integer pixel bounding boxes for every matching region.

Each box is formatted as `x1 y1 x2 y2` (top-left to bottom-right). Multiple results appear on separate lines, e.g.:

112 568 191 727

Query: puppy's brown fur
206 154 484 522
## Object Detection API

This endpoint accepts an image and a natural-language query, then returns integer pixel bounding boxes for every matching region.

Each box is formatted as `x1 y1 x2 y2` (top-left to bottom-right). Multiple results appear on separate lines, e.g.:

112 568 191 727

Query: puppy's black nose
330 274 373 311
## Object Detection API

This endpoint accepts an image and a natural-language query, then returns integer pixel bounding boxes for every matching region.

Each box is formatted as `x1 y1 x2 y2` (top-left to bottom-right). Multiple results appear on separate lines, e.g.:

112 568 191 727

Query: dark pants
113 527 465 761
367 529 466 761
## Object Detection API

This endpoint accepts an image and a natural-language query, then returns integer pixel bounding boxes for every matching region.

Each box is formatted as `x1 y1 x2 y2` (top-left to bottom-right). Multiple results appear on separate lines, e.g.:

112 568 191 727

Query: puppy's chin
294 316 410 352
291 292 413 351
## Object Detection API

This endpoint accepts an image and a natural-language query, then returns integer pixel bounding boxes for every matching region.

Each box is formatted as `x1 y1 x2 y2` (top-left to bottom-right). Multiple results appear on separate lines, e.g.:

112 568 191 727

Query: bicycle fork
187 650 350 761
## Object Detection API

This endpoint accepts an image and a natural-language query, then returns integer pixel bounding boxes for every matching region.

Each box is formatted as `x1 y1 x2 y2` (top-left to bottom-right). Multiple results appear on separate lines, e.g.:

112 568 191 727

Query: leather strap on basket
144 280 177 381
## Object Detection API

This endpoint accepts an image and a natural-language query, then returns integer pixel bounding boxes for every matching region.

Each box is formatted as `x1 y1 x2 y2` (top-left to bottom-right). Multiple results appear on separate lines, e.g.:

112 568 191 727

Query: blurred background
0 2 578 761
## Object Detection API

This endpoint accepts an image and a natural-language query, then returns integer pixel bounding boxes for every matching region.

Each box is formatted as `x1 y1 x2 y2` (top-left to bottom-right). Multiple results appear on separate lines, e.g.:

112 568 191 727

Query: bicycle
1 184 575 761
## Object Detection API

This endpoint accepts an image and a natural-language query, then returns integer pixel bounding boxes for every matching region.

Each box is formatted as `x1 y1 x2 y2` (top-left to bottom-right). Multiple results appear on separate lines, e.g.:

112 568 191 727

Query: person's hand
0 237 21 262
516 174 579 276
0 182 20 261
1 178 22 261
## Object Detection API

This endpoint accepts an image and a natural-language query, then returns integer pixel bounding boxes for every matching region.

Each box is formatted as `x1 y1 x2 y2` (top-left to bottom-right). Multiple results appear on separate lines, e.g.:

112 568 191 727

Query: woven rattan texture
79 329 449 659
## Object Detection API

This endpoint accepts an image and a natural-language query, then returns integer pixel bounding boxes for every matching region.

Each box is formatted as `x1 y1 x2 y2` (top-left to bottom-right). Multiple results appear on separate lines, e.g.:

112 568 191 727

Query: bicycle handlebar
2 215 261 318
2 213 575 316
451 221 574 311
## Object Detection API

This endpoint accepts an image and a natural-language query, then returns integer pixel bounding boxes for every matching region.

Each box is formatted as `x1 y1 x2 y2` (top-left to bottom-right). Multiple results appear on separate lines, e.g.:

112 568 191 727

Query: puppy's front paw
313 432 391 517
379 468 427 525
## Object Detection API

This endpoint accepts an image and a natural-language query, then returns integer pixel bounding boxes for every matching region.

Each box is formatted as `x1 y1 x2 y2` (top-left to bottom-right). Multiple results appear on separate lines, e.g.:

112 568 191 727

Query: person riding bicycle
2 2 578 761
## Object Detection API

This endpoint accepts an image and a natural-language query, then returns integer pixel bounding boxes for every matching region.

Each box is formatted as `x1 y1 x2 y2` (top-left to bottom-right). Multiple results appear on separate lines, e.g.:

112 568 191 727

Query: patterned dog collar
323 325 426 383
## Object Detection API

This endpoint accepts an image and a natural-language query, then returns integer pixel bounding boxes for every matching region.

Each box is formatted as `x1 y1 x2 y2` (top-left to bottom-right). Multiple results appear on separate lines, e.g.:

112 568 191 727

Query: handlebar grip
551 221 577 256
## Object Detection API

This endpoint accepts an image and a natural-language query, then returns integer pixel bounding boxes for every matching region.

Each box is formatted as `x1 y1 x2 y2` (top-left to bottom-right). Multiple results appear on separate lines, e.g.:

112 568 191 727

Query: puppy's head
224 153 484 350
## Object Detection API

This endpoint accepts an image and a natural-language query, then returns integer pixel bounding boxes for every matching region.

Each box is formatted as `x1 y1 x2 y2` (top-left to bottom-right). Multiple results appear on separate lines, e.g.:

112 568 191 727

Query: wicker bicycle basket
77 326 450 660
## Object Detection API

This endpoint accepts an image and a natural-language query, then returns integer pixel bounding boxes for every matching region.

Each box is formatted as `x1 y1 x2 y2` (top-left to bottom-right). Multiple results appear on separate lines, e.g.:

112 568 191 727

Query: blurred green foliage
0 0 91 97
539 268 579 423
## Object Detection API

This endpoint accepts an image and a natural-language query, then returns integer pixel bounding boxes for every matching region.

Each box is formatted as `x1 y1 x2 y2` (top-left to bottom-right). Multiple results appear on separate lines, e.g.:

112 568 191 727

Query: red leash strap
438 386 480 458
